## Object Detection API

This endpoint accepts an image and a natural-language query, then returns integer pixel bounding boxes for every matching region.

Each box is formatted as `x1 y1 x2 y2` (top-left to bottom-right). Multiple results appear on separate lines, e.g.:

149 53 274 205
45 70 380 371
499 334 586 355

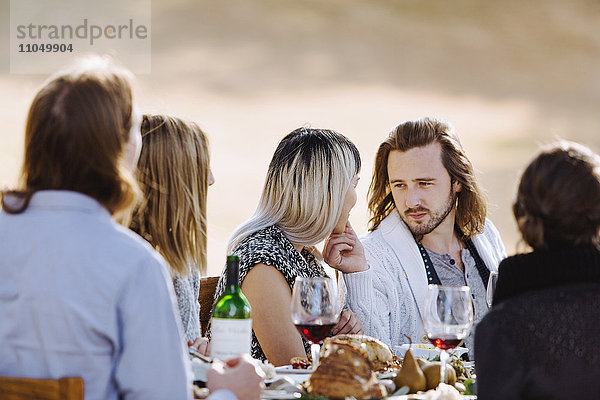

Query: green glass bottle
210 255 252 359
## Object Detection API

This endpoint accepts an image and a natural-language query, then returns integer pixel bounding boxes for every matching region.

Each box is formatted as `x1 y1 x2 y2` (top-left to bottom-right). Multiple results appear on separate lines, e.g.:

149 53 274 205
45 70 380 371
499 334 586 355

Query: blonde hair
130 115 210 276
2 56 139 215
228 127 361 252
368 117 487 238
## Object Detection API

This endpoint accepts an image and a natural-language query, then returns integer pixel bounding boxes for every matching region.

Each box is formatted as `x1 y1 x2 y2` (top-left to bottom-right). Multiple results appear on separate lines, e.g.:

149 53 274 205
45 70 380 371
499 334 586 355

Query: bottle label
210 318 252 359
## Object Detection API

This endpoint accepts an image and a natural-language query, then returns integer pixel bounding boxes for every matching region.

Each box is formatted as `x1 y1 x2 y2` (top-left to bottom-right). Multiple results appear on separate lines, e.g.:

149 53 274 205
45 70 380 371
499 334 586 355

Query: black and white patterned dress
210 225 327 361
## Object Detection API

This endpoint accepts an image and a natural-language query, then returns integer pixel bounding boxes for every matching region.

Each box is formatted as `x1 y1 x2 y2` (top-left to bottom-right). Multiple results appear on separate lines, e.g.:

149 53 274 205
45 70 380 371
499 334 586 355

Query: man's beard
400 189 457 237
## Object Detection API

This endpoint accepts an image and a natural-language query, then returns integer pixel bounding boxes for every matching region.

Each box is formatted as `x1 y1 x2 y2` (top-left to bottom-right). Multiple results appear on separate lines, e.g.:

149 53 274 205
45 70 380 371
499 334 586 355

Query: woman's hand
188 337 210 356
323 222 368 274
333 308 364 335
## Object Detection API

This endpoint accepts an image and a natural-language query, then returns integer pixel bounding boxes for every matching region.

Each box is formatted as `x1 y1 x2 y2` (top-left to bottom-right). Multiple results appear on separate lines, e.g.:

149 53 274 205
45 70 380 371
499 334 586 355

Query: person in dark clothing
475 141 600 400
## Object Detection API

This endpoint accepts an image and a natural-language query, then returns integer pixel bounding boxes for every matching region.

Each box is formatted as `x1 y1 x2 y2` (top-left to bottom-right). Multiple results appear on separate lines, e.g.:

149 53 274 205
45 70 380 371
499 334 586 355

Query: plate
388 396 476 399
261 390 301 399
393 344 469 360
191 358 210 382
274 365 315 374
376 371 397 380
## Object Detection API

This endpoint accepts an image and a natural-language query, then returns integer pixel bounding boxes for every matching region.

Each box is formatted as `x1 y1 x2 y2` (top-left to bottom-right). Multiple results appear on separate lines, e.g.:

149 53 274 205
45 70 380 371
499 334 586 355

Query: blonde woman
130 114 216 354
129 115 266 400
211 127 365 366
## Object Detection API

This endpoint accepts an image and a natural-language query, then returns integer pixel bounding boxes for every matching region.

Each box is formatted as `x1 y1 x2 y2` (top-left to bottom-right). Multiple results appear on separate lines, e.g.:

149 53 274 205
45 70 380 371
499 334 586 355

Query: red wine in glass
428 334 464 351
291 277 340 368
295 323 336 343
423 285 473 385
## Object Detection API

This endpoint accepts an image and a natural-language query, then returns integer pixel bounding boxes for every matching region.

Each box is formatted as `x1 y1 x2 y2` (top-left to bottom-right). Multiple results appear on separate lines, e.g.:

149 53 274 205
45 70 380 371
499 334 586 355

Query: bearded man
325 117 506 353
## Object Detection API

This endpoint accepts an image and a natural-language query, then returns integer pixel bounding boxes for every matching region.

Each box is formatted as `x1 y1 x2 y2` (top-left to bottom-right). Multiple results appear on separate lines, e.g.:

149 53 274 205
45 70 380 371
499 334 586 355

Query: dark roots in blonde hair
368 117 487 238
513 141 600 249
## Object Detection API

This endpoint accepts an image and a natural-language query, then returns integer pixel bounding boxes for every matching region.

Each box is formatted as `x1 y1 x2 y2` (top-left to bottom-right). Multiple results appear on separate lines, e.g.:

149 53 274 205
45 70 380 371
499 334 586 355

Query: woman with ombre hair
210 127 365 366
130 114 215 353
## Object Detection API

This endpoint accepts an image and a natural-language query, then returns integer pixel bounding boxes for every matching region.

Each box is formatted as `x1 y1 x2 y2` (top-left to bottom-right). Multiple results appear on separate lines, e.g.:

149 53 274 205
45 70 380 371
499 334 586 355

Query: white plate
274 365 314 374
261 390 301 399
191 358 210 382
388 396 476 399
393 344 469 360
376 371 397 380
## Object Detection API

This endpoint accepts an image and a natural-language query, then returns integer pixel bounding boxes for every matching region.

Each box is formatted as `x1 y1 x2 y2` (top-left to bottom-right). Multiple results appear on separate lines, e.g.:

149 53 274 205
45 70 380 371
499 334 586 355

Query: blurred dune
1 0 599 274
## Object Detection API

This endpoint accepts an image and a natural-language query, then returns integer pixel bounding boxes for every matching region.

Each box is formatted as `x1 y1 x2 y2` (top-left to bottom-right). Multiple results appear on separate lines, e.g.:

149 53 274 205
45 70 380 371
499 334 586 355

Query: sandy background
1 0 599 276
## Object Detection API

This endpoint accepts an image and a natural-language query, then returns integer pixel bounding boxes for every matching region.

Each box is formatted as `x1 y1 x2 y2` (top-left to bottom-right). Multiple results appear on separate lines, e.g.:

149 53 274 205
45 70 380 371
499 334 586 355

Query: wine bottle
210 255 252 359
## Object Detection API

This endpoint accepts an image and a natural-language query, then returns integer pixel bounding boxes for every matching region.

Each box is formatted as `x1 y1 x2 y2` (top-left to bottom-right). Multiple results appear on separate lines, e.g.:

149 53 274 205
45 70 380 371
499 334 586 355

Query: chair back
0 376 84 400
198 276 220 336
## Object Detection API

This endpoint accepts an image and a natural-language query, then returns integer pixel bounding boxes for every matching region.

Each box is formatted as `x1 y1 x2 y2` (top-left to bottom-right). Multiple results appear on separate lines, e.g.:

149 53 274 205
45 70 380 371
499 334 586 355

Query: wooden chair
199 276 220 336
0 376 84 400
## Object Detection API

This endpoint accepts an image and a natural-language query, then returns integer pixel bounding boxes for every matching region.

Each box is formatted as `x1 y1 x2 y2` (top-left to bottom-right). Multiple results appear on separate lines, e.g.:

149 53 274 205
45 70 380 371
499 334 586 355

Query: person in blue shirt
0 56 263 400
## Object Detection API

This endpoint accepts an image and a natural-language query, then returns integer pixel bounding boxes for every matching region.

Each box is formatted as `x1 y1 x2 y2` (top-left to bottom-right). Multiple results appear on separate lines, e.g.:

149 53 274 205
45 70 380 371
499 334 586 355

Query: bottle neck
225 258 240 288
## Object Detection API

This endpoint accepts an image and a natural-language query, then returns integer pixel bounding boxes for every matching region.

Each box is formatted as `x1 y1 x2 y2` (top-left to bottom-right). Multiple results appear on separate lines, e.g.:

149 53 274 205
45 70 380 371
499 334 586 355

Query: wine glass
486 271 498 309
423 285 473 386
291 276 340 368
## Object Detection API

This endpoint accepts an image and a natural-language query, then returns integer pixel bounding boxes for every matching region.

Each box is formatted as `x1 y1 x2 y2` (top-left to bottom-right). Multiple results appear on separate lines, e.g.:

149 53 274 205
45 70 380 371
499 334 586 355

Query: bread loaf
322 334 394 371
307 342 386 399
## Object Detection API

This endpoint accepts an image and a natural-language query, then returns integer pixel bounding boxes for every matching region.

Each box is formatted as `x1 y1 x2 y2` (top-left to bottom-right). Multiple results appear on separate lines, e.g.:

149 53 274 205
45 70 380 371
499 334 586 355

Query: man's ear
453 179 462 193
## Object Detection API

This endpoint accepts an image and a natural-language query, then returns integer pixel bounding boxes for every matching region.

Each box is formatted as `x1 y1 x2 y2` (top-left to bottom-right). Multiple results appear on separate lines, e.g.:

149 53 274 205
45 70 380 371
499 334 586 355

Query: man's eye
419 182 432 187
393 183 406 189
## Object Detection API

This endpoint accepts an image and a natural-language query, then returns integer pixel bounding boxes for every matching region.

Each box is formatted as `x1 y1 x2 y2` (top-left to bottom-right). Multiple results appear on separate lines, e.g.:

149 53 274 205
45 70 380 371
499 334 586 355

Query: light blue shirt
0 191 194 400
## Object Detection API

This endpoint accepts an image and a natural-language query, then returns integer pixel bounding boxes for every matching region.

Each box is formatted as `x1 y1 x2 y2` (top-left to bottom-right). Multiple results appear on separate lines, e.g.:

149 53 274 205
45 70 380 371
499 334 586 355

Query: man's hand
323 222 368 274
206 354 265 400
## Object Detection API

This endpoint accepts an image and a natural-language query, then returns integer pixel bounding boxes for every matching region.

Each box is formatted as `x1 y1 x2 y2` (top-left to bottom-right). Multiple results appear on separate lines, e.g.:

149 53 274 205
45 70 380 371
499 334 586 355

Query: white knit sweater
344 211 506 351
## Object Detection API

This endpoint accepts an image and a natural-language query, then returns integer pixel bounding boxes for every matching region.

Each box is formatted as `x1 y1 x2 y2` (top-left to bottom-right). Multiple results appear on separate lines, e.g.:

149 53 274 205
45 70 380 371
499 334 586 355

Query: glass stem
311 343 320 369
439 349 449 385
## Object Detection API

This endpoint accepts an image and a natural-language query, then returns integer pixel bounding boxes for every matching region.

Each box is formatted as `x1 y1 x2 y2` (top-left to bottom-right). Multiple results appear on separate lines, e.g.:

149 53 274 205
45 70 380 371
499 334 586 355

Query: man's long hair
1 56 139 216
368 117 487 239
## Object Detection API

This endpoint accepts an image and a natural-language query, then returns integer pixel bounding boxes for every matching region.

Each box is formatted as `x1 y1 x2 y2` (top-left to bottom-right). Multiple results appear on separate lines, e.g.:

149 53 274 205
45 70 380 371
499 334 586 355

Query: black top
493 244 600 305
210 225 327 362
475 245 600 400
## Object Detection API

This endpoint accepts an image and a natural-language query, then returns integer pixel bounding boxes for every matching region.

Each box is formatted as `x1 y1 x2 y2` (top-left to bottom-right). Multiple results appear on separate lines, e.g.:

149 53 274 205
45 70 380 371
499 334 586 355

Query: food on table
453 381 466 393
393 348 427 394
416 358 429 369
192 386 209 399
321 333 394 371
421 383 461 400
378 379 396 394
420 361 457 390
448 356 467 379
290 356 311 369
258 359 276 380
306 342 387 399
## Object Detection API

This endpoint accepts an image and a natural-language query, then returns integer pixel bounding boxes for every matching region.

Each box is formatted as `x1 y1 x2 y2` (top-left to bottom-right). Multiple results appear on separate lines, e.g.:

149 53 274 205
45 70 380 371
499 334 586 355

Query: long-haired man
325 117 506 352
